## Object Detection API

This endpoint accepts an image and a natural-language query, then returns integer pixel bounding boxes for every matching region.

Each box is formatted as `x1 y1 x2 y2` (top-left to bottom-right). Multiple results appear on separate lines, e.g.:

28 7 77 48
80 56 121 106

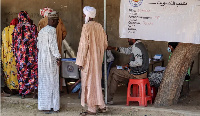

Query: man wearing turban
76 6 108 115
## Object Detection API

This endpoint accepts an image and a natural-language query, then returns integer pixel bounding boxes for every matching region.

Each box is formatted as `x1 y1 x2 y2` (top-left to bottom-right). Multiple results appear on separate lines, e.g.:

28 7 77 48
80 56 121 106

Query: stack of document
154 66 165 72
153 54 163 60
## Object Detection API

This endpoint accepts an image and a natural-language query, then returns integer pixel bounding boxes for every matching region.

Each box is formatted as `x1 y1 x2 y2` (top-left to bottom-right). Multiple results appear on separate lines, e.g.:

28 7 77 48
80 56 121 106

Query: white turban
83 6 96 24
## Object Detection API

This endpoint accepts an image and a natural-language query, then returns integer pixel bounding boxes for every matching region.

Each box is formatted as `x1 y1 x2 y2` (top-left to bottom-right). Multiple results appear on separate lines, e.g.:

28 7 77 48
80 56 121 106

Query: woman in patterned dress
2 18 19 93
12 11 38 99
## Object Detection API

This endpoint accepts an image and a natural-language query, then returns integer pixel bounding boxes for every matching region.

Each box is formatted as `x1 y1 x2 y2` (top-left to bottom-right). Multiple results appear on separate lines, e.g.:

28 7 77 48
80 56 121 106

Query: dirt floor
1 74 200 116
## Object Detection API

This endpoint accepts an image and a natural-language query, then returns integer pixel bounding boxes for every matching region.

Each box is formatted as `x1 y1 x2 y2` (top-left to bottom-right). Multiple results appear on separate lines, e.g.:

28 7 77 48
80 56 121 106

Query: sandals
80 110 96 116
44 110 53 114
80 108 107 116
44 110 59 114
97 107 107 113
21 95 25 99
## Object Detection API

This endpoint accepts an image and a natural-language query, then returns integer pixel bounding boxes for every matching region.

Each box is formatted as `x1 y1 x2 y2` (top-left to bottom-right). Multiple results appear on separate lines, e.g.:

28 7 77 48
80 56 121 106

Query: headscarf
83 6 96 24
13 11 38 51
40 7 53 17
10 18 18 26
12 11 38 96
18 11 31 25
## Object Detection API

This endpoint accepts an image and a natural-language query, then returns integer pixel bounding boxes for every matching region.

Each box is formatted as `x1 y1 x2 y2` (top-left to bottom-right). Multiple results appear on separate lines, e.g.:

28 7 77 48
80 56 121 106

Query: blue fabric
71 82 81 93
107 61 113 78
102 61 114 79
61 58 76 62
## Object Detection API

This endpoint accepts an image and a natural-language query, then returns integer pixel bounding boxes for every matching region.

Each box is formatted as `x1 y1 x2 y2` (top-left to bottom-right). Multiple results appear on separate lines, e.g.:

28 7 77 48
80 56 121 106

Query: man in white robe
37 11 61 113
76 6 108 115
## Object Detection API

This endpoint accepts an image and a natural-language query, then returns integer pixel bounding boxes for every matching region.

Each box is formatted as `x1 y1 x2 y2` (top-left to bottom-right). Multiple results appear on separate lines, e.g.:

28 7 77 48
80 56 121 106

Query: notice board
119 0 200 44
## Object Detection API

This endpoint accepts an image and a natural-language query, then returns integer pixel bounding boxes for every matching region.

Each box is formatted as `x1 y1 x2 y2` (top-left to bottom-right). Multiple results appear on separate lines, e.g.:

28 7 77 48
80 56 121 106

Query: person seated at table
107 39 149 105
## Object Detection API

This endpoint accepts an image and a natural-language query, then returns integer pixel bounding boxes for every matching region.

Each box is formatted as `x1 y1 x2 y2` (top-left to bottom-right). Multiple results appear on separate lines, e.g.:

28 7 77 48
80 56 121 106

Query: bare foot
33 94 38 99
1 91 11 97
21 95 25 99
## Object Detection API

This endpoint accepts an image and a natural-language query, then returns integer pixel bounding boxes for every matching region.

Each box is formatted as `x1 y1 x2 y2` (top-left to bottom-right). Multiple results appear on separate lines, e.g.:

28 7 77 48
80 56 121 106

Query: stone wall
1 0 199 74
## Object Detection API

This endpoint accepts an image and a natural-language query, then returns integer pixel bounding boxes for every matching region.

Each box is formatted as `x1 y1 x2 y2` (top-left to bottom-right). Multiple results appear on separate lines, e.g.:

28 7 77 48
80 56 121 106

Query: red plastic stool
126 78 152 107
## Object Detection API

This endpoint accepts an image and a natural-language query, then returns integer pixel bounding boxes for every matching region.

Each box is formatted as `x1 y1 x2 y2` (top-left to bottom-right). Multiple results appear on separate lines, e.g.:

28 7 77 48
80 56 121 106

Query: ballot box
61 58 79 79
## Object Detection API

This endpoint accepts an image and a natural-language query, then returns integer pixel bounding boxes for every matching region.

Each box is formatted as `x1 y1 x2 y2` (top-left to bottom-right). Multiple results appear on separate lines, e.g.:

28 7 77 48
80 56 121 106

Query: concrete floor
1 85 200 116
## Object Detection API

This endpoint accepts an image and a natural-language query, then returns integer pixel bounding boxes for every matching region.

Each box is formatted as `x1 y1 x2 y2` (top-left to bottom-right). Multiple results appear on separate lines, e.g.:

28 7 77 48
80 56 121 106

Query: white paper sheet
119 0 200 44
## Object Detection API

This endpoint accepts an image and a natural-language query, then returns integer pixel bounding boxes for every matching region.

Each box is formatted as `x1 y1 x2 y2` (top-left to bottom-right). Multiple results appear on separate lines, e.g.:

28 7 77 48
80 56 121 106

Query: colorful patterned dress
1 18 19 90
12 11 38 96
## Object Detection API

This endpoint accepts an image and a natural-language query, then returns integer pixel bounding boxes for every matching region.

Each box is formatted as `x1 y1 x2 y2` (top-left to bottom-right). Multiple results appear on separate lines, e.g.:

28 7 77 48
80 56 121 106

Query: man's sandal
80 110 96 116
44 109 59 114
53 111 59 113
97 107 107 113
44 110 53 114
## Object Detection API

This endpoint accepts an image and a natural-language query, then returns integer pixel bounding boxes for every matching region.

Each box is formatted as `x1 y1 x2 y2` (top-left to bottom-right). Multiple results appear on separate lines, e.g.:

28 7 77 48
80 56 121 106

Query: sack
148 72 163 88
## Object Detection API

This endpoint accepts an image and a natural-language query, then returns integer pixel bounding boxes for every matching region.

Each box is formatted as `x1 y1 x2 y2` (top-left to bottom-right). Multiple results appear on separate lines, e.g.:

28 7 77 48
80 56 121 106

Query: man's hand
78 66 83 70
122 65 128 70
122 64 129 70
57 59 61 66
107 46 117 50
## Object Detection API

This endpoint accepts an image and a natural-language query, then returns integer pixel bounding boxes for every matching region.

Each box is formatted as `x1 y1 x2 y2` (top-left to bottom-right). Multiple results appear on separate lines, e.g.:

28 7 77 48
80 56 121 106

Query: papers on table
116 65 123 70
153 54 163 60
154 66 166 72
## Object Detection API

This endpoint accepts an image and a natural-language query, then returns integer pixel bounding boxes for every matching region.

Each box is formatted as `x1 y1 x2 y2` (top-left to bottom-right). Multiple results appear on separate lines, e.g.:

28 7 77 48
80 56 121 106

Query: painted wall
1 0 199 74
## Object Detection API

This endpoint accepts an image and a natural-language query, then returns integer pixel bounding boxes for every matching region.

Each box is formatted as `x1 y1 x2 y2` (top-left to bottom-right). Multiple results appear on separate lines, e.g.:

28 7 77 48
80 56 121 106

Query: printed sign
119 0 200 44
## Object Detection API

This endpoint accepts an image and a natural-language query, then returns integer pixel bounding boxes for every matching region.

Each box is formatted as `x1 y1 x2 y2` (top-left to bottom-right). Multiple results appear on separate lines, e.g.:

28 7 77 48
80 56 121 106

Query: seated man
107 39 149 104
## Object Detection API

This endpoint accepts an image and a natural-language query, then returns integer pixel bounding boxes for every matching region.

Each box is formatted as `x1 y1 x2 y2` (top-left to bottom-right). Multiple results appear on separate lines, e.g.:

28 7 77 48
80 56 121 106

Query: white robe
37 25 61 111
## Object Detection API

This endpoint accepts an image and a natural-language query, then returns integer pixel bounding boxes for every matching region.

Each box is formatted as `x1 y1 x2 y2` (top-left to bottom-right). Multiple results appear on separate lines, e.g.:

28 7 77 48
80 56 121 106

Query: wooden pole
104 0 108 104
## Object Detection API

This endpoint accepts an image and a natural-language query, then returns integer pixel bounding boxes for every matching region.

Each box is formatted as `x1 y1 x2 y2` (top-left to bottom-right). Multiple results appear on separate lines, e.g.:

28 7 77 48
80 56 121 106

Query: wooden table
149 59 164 72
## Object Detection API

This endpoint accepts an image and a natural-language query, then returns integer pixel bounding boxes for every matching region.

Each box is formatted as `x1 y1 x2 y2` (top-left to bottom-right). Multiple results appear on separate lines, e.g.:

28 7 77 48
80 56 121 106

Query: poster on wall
119 0 200 44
